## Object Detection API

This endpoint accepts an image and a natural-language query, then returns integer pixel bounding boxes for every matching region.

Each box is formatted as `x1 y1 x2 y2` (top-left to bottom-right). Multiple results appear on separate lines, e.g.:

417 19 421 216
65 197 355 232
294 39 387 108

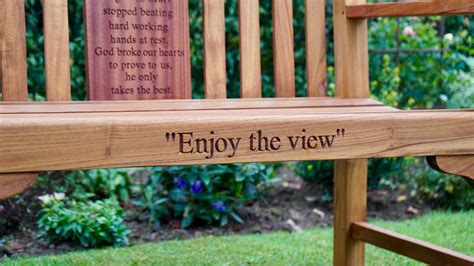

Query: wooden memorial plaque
84 0 191 100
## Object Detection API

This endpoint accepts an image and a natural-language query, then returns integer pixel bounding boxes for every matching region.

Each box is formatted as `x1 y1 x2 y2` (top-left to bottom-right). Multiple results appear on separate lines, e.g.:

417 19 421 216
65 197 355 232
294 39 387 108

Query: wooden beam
0 173 37 200
0 0 28 101
305 0 327 97
428 155 474 186
346 1 474 18
333 0 369 264
239 0 262 98
43 0 71 101
273 0 296 97
0 98 385 114
1 109 472 173
351 222 474 265
334 159 367 266
203 0 227 99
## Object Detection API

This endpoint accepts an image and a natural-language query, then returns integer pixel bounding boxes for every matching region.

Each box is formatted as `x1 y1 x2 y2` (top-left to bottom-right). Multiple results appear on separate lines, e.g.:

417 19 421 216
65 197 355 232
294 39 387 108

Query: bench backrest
0 0 328 102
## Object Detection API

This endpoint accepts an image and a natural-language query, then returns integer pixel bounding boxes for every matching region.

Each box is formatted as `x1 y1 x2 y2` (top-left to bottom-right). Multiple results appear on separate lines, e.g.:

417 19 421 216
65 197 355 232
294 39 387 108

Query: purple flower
212 200 226 212
173 177 187 190
190 180 203 195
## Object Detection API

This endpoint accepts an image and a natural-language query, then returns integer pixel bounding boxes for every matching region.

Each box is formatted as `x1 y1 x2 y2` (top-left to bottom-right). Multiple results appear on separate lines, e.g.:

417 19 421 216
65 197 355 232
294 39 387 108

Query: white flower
444 33 454 41
53 192 66 201
403 26 416 36
38 193 66 204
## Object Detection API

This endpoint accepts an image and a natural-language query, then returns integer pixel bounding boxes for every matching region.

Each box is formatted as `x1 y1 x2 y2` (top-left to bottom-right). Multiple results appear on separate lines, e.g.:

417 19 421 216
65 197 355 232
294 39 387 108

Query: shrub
408 159 474 210
68 169 133 203
37 195 129 248
295 158 408 200
293 161 333 201
135 164 277 228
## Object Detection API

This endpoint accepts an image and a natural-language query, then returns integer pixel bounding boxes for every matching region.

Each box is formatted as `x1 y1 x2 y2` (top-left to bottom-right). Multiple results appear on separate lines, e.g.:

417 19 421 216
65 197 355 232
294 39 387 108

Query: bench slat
43 0 71 101
239 0 262 98
1 110 473 173
203 0 227 99
0 98 385 113
346 0 474 18
305 0 327 97
273 0 295 97
0 0 28 101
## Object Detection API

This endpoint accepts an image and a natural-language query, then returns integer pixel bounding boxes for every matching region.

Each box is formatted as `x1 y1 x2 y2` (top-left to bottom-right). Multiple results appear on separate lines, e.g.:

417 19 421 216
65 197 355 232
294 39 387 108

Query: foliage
295 158 409 201
67 169 133 203
37 196 129 248
135 164 277 228
8 211 474 265
408 159 474 209
368 16 473 109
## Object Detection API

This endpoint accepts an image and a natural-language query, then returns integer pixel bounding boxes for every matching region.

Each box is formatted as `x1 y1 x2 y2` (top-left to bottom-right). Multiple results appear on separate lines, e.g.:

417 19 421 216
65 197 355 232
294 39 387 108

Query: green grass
3 211 473 266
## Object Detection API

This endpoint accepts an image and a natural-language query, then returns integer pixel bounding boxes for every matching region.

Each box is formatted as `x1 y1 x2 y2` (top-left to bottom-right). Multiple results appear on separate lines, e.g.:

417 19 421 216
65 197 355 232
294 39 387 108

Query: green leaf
230 211 244 224
181 214 194 229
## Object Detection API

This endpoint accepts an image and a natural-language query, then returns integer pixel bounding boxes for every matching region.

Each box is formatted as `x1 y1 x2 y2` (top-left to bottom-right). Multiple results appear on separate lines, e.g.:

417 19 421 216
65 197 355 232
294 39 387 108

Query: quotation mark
336 128 346 137
166 132 177 142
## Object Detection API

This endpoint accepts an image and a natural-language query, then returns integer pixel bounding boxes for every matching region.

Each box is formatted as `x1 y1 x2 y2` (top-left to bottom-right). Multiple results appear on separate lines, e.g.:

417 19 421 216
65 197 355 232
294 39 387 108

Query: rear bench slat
239 0 262 98
0 0 28 101
203 0 227 99
272 0 295 97
305 0 327 97
43 0 71 101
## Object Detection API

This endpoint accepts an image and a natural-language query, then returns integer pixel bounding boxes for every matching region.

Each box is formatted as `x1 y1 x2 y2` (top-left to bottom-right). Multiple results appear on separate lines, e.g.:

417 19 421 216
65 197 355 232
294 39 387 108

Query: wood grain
43 0 71 101
84 0 191 100
239 0 262 98
333 0 369 264
346 0 474 18
428 155 474 186
0 0 28 101
0 1 36 199
305 0 327 97
0 98 385 114
334 159 367 266
1 110 473 173
273 0 295 98
351 222 474 265
0 106 398 116
203 0 227 99
333 0 369 99
0 173 37 200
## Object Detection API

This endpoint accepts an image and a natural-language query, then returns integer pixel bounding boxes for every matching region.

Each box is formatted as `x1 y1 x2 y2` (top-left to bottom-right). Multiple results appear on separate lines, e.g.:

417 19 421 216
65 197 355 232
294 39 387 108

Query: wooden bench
1 0 473 265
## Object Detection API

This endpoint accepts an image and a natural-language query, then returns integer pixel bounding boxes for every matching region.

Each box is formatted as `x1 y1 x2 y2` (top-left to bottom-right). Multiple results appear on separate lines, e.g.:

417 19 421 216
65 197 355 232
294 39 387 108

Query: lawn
3 211 473 266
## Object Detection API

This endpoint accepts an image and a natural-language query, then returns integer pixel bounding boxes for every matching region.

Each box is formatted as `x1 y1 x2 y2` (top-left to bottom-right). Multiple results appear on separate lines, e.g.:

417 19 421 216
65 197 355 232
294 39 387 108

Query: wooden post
333 0 369 265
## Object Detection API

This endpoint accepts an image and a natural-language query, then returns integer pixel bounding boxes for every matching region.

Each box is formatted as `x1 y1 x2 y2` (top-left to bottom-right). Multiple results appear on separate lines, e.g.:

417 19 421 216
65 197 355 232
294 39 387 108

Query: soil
1 166 432 259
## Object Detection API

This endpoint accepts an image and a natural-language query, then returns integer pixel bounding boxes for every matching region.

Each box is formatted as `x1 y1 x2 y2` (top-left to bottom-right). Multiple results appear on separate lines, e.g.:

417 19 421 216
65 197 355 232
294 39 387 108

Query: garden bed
1 165 432 259
2 211 472 265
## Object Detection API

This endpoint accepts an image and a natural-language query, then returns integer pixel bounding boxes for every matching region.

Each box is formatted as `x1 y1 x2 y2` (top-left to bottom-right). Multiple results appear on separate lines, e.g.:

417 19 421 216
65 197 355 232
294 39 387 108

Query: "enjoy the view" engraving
165 129 346 159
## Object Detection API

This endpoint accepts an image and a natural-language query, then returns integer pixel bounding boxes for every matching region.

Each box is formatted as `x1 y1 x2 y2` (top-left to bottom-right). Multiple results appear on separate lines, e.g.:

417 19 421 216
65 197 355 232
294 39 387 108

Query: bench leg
334 159 367 266
0 173 38 200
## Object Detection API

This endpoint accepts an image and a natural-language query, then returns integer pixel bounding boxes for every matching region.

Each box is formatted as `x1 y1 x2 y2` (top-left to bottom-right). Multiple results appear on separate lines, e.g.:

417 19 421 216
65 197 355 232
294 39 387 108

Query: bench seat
1 99 473 173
